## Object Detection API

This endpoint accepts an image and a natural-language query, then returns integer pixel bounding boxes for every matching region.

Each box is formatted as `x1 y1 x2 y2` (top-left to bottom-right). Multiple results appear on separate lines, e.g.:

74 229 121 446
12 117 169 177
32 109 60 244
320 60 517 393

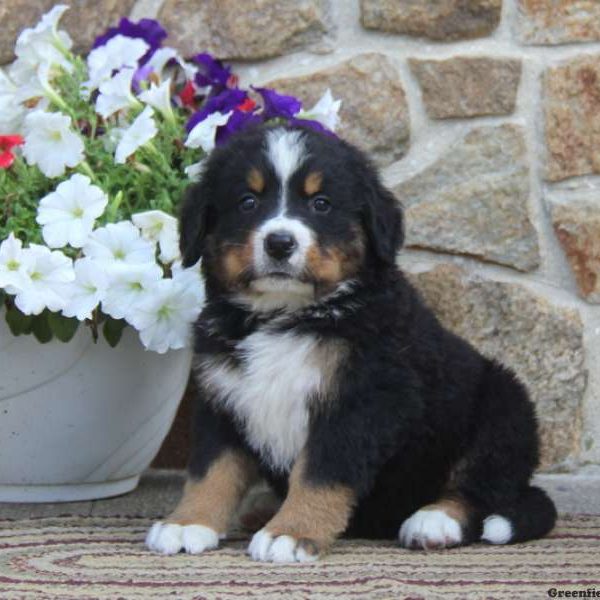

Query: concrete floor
0 470 599 521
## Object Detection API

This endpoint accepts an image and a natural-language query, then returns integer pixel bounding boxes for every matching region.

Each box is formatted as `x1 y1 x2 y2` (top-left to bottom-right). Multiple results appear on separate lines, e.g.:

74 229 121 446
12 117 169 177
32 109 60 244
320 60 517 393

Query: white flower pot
0 319 192 502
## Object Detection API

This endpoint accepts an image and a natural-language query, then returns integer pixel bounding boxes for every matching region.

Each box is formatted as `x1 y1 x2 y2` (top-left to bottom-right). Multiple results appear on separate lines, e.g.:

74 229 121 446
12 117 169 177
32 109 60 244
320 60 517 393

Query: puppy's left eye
310 195 331 214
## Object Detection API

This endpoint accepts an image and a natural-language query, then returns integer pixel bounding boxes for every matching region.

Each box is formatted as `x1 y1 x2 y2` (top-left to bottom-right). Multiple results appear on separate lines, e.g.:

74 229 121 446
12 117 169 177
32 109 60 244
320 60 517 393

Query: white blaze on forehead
265 128 307 212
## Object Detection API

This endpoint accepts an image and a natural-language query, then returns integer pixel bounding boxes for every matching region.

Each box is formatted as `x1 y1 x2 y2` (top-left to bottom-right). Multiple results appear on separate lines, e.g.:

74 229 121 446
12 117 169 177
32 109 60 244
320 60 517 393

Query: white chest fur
198 330 342 472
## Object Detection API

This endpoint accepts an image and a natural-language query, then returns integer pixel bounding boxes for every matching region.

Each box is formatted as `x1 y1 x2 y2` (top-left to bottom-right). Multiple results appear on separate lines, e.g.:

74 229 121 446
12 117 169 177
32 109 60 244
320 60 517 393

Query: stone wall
2 0 600 473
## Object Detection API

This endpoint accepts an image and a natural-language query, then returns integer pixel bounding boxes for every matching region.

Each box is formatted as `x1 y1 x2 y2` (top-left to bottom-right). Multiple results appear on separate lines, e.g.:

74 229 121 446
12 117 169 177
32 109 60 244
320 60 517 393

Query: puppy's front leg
248 453 355 563
146 400 259 555
147 449 257 554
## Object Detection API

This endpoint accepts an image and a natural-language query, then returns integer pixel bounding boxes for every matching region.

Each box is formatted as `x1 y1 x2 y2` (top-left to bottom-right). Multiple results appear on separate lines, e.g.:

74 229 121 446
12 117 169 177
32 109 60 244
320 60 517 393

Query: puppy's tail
480 486 557 545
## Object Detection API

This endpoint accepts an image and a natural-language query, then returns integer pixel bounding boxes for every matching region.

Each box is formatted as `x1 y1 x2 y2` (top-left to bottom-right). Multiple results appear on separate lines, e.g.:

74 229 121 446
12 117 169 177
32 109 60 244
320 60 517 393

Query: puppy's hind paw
145 521 219 555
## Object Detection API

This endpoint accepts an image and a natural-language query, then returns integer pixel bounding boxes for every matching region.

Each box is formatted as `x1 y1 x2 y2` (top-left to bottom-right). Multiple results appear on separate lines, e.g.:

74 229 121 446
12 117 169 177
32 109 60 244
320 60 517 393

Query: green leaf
47 311 80 343
31 311 53 344
103 317 127 348
5 304 34 336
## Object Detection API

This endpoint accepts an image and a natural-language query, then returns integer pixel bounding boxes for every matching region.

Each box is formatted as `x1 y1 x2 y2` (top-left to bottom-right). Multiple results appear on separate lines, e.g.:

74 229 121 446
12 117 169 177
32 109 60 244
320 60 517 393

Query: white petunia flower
114 106 157 164
185 111 232 153
36 174 109 248
145 47 178 80
184 160 206 182
96 67 141 119
13 244 74 315
101 261 163 321
9 5 73 104
296 89 342 131
62 258 108 321
84 35 149 95
132 210 179 263
22 110 84 178
0 233 31 294
83 221 156 267
171 260 204 296
139 79 175 122
17 4 72 50
128 275 204 353
0 70 25 134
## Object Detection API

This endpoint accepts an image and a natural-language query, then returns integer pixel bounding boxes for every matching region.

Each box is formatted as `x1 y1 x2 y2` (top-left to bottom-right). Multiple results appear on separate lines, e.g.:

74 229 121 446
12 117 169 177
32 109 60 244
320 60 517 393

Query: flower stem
78 160 97 182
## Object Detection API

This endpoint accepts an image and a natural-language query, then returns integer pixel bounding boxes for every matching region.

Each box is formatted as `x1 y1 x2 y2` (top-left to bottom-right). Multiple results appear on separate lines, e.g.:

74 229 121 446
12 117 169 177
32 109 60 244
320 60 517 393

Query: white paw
399 509 463 549
247 529 319 563
481 515 513 545
145 522 219 555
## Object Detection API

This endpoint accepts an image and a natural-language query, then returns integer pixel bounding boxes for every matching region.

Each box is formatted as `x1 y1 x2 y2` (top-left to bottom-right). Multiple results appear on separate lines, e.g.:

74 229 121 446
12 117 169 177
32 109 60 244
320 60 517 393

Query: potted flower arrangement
0 5 341 502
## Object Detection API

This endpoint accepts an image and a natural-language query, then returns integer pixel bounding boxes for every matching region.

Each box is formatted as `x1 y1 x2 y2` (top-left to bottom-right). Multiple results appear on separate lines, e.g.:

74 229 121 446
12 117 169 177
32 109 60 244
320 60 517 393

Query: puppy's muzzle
264 231 298 261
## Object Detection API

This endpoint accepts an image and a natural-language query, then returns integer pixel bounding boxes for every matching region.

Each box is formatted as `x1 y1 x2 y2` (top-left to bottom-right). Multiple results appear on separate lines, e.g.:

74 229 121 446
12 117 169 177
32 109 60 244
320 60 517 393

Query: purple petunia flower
193 53 235 91
216 109 264 145
93 18 167 63
252 87 302 120
186 88 248 132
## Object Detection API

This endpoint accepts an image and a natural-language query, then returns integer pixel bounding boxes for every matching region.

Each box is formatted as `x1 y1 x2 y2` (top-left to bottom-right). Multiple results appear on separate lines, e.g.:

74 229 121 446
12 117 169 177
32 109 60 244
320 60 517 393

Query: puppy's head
180 125 403 310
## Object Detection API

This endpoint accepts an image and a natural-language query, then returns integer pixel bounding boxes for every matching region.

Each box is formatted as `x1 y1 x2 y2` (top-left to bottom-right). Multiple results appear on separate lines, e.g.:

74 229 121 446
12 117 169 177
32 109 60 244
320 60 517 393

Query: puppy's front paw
399 509 463 550
145 521 219 555
247 528 320 563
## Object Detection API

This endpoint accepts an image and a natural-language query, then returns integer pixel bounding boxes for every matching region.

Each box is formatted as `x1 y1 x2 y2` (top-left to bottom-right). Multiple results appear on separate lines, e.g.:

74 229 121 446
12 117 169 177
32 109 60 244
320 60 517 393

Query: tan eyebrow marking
304 171 323 196
247 168 265 193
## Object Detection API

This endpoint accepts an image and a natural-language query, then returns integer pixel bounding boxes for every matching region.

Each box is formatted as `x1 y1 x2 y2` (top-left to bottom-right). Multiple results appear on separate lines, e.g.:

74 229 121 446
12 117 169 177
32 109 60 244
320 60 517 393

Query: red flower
179 81 196 108
237 97 257 113
0 135 24 169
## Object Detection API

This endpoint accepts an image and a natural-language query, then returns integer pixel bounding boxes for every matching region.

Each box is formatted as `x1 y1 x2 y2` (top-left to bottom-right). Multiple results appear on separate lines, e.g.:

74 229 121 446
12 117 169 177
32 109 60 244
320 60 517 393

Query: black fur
181 124 556 545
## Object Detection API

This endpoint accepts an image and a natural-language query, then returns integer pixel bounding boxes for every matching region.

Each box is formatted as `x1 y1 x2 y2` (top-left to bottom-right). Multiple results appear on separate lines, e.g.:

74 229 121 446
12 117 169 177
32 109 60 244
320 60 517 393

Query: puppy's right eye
239 194 258 213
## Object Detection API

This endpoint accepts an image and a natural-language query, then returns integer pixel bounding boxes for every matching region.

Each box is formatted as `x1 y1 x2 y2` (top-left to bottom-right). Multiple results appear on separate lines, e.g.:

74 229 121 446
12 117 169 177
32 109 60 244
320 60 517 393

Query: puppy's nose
264 231 297 260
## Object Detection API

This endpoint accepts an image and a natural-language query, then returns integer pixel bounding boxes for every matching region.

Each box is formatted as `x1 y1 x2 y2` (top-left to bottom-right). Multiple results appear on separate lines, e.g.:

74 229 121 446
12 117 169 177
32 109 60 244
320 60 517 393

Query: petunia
253 87 302 120
193 53 235 91
185 110 232 153
62 257 108 321
139 79 175 122
9 5 73 104
84 35 150 95
132 210 180 263
0 134 24 169
215 109 263 146
145 47 179 80
101 261 163 321
295 89 341 132
96 67 141 119
0 233 30 294
22 110 84 178
93 18 167 62
36 174 109 248
0 71 25 135
83 221 156 267
184 160 206 182
114 106 158 164
128 274 204 353
13 244 74 315
186 88 247 132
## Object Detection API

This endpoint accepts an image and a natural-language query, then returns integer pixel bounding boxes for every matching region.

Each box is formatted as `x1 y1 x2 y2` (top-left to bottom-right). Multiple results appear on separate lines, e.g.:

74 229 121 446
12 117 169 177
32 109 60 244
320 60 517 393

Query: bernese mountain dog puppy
146 124 557 563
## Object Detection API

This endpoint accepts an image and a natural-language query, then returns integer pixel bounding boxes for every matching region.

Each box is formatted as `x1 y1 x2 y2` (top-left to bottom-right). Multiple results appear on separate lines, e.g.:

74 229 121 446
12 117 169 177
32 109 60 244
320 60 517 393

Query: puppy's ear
179 181 212 267
360 162 404 265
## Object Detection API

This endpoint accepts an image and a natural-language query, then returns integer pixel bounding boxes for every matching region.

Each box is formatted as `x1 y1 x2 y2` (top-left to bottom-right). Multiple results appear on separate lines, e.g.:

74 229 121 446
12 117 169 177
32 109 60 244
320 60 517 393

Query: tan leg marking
421 497 470 527
168 451 258 534
264 454 354 556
